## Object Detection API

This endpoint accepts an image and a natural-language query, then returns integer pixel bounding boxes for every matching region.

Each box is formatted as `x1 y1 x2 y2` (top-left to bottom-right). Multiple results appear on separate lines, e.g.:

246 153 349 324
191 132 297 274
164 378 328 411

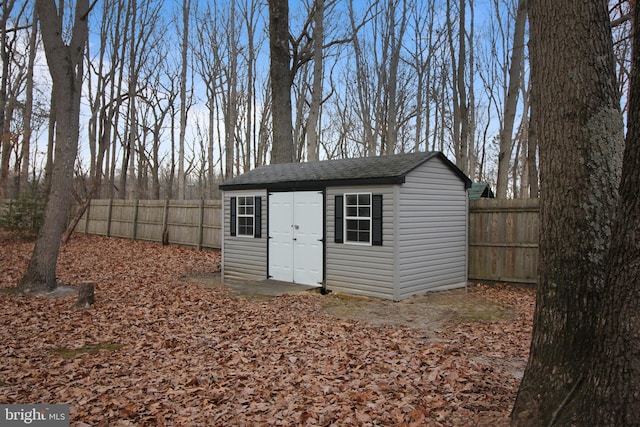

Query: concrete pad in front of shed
227 279 320 298
191 272 320 300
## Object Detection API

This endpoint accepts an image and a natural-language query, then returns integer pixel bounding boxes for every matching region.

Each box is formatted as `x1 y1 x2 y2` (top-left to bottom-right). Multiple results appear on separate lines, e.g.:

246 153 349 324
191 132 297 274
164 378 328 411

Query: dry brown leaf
0 231 534 426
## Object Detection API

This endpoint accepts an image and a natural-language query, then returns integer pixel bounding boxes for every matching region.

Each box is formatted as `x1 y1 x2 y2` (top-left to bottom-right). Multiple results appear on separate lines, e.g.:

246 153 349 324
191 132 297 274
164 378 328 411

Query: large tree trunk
269 0 294 164
581 3 640 424
511 0 624 424
18 0 89 293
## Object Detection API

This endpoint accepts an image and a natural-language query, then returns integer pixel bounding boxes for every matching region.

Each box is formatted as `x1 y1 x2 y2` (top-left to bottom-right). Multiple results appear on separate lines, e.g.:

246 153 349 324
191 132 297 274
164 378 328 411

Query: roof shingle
219 151 470 191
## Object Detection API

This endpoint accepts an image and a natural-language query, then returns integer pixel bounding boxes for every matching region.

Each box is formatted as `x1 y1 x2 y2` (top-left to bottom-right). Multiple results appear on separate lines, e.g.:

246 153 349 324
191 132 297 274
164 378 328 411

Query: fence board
469 198 539 283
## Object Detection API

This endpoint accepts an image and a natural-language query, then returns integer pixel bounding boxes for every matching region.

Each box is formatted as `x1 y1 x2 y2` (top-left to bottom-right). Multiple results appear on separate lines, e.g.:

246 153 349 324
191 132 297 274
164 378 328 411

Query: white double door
269 191 323 286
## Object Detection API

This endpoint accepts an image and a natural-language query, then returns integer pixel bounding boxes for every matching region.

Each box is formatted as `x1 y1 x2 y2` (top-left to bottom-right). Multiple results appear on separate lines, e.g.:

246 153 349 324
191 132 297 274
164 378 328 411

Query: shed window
335 193 382 246
237 196 255 236
345 193 371 244
230 196 261 238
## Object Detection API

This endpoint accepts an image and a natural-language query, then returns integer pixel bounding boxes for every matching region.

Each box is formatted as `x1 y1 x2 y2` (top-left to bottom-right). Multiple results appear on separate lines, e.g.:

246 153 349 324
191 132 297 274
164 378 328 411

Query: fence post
107 198 113 237
162 199 170 244
198 199 204 250
132 199 139 240
83 198 91 234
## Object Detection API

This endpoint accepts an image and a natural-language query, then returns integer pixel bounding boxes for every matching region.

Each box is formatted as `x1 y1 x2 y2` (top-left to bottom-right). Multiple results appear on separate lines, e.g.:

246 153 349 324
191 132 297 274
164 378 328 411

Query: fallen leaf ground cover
0 231 534 426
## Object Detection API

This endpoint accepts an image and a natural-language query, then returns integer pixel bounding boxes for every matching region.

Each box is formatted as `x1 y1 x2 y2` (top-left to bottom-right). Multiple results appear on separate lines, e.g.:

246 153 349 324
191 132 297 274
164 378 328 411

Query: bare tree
348 0 414 156
117 0 162 199
223 0 239 176
0 0 30 198
240 0 262 172
18 0 90 293
304 0 325 162
406 0 439 153
495 0 526 198
19 5 38 195
193 1 222 187
177 0 191 200
384 0 408 155
445 0 471 174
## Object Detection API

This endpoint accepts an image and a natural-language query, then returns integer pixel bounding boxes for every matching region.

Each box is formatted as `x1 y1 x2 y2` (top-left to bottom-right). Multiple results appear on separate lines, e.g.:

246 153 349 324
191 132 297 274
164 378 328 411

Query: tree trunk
244 0 258 171
385 0 407 156
456 0 469 174
305 0 324 162
349 1 375 156
580 3 640 424
269 0 294 164
178 0 190 199
496 0 526 198
511 0 624 424
18 0 90 293
225 0 239 176
527 82 539 197
0 0 12 199
19 7 38 195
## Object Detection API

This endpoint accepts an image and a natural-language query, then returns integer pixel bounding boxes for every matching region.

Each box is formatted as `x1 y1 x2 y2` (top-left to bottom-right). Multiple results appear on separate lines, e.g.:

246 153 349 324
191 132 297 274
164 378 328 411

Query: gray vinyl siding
325 185 398 299
222 190 267 282
397 158 468 299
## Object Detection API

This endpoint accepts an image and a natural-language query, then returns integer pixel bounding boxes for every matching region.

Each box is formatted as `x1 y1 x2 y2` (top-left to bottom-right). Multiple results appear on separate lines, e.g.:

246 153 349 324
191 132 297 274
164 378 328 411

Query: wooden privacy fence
2 197 539 283
468 198 539 284
74 199 222 249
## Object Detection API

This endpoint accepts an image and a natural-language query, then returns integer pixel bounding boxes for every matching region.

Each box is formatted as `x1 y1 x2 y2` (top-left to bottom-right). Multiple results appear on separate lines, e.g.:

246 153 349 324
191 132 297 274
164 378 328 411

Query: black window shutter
334 195 344 243
230 197 237 236
372 194 383 246
254 196 262 238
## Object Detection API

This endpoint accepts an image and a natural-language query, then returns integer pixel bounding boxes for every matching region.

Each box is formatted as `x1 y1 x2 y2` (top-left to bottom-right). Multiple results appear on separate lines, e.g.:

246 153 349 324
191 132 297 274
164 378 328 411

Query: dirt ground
186 272 519 337
319 287 517 333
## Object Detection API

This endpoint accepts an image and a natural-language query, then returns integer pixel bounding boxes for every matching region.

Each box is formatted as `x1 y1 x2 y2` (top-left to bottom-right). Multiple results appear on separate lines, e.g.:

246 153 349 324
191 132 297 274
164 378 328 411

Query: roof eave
219 175 406 192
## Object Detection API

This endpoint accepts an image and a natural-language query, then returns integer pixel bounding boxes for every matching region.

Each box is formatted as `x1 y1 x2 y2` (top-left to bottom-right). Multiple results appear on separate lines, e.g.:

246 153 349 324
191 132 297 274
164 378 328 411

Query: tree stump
76 282 95 308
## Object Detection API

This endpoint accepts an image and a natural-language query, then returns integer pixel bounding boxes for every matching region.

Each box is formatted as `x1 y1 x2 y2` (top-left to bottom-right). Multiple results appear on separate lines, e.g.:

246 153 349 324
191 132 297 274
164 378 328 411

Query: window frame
343 192 372 245
236 196 255 237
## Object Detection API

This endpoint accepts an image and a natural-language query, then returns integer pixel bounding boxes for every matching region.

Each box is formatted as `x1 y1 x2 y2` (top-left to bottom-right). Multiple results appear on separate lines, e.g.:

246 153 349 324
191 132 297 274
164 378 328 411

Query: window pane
346 194 358 205
345 219 371 243
358 194 370 204
238 217 254 236
358 207 370 217
346 207 357 216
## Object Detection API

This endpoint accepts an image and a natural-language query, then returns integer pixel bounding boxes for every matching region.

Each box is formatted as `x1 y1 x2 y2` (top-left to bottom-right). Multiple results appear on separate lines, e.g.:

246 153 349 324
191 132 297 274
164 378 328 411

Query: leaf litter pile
0 232 534 426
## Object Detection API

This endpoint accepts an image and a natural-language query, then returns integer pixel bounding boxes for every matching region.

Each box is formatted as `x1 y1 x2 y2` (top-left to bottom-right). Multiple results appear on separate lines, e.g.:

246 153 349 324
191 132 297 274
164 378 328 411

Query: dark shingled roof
468 182 495 200
219 151 471 191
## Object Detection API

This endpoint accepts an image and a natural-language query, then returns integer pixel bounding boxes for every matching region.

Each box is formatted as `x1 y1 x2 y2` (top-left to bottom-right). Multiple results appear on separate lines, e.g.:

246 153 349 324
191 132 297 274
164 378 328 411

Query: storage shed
218 151 472 301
